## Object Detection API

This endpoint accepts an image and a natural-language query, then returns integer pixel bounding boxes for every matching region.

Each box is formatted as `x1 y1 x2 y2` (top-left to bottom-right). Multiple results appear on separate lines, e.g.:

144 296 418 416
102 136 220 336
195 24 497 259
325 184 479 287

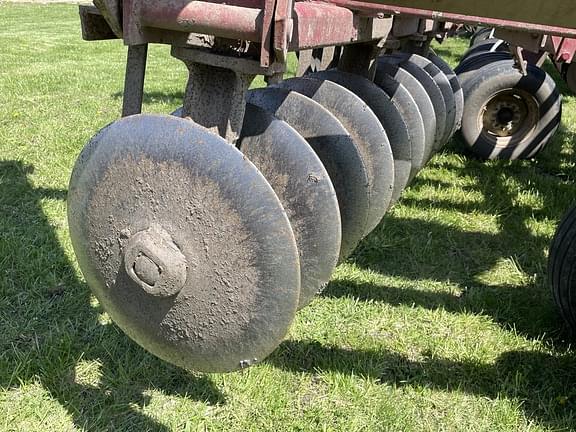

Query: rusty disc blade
240 103 341 309
246 87 370 261
67 114 300 373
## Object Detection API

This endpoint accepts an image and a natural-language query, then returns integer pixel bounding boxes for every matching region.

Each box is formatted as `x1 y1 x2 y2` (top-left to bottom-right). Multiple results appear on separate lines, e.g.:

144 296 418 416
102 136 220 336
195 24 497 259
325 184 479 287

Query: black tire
461 38 509 64
427 51 464 140
454 51 512 77
469 28 495 47
549 205 576 331
456 52 514 87
460 60 562 160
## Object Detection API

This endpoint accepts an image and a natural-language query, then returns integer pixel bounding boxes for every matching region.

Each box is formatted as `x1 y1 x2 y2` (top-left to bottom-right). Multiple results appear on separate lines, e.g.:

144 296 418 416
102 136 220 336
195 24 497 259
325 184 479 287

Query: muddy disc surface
381 54 448 152
369 70 427 183
428 51 464 139
67 114 301 373
246 87 370 260
376 57 437 162
239 104 341 309
312 69 413 206
276 76 394 231
394 52 457 145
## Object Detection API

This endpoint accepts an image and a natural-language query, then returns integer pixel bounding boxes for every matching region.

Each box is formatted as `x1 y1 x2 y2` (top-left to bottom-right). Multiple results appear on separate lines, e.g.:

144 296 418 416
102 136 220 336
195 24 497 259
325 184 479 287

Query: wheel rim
478 89 539 147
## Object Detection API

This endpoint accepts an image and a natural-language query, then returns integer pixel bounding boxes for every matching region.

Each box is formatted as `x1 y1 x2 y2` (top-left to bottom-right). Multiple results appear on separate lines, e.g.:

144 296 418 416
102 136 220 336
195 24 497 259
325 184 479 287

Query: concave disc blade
394 52 457 145
361 69 427 184
312 69 415 206
377 57 438 160
67 114 301 373
239 103 341 309
428 51 464 139
246 87 370 260
381 53 448 151
276 76 394 232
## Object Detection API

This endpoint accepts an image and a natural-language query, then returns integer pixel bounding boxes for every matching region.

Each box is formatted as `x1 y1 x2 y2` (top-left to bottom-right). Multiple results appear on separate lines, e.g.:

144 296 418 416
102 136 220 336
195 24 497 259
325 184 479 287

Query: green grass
1 3 576 431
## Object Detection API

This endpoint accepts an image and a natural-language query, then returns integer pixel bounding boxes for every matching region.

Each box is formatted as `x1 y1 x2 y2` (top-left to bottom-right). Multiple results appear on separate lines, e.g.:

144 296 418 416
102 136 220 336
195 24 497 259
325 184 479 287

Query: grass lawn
1 3 576 431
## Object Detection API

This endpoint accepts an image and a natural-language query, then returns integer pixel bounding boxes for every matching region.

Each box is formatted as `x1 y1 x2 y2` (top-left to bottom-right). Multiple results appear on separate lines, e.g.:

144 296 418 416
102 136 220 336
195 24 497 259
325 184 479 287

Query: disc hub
123 224 188 297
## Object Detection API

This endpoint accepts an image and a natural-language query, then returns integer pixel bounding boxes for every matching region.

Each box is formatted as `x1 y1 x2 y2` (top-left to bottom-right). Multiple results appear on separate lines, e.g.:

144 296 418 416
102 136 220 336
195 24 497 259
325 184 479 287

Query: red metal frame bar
348 0 576 33
324 1 576 38
90 0 576 69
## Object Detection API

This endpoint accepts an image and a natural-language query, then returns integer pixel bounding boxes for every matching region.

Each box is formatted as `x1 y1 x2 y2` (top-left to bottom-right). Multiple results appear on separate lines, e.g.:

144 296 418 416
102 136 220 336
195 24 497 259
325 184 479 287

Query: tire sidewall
460 60 561 159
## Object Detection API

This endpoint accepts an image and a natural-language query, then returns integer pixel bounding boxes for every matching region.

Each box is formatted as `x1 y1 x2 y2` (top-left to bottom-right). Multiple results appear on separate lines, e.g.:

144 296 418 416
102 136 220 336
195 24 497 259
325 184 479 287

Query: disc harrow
71 0 576 372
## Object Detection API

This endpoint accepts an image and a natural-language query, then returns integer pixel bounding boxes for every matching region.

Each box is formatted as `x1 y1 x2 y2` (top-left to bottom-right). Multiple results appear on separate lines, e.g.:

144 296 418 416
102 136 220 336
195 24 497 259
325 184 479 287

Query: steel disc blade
67 114 301 373
365 70 427 184
239 104 341 309
276 76 394 232
428 51 464 139
246 87 370 260
377 56 439 159
383 53 448 151
392 52 457 146
312 69 414 206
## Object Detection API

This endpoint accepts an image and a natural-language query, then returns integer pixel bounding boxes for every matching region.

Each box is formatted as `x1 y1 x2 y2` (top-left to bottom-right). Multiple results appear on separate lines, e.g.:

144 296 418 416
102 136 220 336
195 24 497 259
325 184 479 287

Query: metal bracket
511 45 528 76
122 44 148 117
172 46 259 144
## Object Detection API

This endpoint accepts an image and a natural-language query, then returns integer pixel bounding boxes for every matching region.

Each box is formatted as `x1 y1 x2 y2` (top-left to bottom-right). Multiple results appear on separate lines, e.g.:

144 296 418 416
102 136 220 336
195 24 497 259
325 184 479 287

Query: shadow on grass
269 339 576 428
330 140 576 340
0 161 224 431
313 139 576 426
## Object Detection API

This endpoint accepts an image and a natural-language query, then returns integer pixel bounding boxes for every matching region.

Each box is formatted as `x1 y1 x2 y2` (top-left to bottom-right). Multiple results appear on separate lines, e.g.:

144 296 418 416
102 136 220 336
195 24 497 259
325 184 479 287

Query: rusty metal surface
246 87 370 260
121 44 147 117
171 45 284 75
328 1 576 37
277 76 395 226
291 2 391 50
239 104 341 308
67 114 301 373
86 0 576 64
92 0 123 37
79 5 119 41
338 41 380 79
140 0 264 41
172 52 254 143
551 36 576 63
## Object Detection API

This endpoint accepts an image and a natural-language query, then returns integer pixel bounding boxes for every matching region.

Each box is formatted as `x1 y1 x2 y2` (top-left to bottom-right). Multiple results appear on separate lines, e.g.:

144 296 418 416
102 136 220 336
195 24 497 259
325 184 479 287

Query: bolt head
123 224 188 297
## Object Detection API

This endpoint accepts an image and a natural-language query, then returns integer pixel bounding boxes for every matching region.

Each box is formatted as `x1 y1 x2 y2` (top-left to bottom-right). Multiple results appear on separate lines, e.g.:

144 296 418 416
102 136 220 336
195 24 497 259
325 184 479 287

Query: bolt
133 253 161 286
123 224 188 297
